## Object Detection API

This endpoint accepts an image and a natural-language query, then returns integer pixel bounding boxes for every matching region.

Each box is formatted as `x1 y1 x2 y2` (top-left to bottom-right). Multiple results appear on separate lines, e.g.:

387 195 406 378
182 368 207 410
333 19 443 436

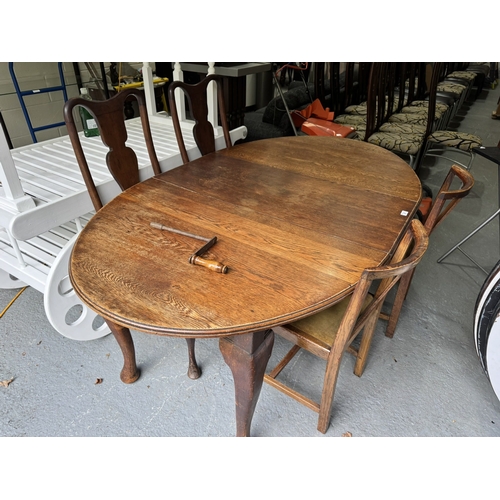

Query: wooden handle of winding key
189 255 228 274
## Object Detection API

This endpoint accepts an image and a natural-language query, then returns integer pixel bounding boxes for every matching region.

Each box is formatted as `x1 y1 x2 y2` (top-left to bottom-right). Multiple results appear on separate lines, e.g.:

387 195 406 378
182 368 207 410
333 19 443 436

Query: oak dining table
69 136 422 436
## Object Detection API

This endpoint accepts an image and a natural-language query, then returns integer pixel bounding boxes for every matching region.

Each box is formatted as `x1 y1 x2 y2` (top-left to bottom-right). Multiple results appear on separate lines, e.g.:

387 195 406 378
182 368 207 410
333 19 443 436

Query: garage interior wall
0 62 144 148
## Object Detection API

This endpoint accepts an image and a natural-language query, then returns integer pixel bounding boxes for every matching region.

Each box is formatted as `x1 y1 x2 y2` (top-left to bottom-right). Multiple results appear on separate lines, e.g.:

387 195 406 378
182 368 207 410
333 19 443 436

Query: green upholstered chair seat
408 100 427 106
448 71 477 81
402 101 449 113
379 122 426 135
344 104 368 115
427 131 482 151
334 114 367 125
346 123 366 132
437 82 466 96
287 294 373 347
368 131 424 156
349 125 367 141
398 106 445 120
388 113 429 126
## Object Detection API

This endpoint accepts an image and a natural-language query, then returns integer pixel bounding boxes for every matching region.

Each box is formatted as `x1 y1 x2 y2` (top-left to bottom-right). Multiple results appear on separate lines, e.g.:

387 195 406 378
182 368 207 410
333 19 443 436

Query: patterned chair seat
437 82 466 97
344 104 368 115
367 131 424 156
401 101 449 114
350 124 367 141
426 131 482 151
334 114 367 125
379 122 426 135
387 113 429 126
397 105 446 120
448 71 477 82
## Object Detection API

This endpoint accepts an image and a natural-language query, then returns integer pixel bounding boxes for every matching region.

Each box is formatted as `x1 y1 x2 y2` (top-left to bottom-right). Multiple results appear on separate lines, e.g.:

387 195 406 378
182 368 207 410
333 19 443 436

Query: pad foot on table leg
106 320 140 384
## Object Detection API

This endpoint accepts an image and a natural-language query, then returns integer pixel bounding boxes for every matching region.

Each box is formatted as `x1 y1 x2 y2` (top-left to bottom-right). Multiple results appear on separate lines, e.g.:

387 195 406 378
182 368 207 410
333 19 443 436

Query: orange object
292 98 355 138
418 197 433 220
291 98 334 128
301 118 356 138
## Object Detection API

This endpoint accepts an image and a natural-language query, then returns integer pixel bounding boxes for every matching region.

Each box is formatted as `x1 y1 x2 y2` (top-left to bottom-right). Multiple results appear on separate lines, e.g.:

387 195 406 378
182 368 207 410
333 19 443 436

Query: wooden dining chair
380 164 474 338
264 218 429 433
168 74 232 164
63 88 202 380
313 63 355 118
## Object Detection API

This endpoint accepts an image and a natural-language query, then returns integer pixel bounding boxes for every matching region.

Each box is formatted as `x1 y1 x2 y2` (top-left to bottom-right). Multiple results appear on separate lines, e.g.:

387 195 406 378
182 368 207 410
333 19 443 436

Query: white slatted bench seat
0 115 247 340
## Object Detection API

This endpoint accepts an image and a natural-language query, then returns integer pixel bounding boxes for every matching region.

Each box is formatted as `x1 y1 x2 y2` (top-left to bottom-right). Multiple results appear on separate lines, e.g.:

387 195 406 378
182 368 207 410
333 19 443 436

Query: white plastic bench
0 114 247 340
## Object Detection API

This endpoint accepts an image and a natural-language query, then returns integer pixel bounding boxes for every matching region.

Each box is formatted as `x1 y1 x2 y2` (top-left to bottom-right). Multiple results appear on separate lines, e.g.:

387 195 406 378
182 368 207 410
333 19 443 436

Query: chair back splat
168 74 232 165
64 88 162 211
265 218 429 433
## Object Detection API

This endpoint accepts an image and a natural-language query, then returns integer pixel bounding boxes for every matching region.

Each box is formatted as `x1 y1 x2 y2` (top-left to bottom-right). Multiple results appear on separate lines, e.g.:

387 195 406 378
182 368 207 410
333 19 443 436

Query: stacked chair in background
323 62 483 173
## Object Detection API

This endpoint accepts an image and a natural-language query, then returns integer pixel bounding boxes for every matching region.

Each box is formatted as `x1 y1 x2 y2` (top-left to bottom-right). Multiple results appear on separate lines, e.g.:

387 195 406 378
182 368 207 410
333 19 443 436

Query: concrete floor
2 81 500 441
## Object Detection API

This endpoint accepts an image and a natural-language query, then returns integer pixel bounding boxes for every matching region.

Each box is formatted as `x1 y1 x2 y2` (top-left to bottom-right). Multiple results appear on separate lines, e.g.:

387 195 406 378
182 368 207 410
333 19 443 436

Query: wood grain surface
70 136 421 338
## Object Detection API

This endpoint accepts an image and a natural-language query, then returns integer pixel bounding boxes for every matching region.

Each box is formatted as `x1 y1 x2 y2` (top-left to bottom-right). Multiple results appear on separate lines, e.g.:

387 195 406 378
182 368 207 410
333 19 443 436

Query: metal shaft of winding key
150 222 228 274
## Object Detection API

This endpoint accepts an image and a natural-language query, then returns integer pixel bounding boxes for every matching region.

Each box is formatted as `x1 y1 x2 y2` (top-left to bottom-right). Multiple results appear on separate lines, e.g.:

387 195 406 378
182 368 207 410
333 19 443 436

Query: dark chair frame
64 88 201 381
64 88 161 210
168 74 232 165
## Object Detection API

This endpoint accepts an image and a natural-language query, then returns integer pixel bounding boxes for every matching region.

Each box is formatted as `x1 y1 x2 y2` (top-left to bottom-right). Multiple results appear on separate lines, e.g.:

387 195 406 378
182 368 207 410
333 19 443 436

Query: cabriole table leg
106 320 140 384
219 329 274 437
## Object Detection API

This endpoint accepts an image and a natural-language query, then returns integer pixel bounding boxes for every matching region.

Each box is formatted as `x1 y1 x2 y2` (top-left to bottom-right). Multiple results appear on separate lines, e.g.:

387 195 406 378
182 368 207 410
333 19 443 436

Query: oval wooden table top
69 136 422 338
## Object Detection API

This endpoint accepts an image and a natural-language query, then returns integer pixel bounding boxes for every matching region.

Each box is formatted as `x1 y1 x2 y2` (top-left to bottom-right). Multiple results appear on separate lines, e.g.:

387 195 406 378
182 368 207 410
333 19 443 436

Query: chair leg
353 307 382 377
414 140 430 175
186 338 201 379
317 347 344 433
385 270 415 338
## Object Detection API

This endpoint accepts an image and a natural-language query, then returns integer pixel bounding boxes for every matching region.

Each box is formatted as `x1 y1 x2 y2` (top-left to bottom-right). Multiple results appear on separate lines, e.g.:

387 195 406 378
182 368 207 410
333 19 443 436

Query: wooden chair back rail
343 63 355 108
382 164 474 338
423 164 475 233
63 89 161 211
168 74 232 165
421 62 443 139
362 62 387 140
313 62 327 109
265 219 429 433
394 62 409 112
416 62 428 100
340 218 429 344
313 63 353 116
354 62 373 106
328 63 344 114
384 62 398 120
